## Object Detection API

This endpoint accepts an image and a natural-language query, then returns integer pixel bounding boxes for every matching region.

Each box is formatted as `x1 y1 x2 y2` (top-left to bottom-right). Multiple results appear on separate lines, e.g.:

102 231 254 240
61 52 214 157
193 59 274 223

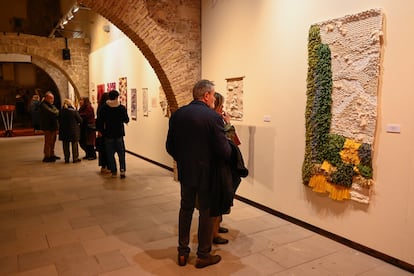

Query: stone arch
32 57 73 103
0 33 90 102
80 0 201 112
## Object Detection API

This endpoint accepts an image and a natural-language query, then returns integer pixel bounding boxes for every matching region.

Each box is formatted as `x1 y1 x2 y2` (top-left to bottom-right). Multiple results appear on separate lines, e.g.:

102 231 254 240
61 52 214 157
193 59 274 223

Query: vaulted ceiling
0 0 95 38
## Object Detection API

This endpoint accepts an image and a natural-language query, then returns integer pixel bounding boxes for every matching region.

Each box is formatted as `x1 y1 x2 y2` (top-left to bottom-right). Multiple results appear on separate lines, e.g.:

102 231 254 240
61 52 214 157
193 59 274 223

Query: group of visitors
38 79 247 269
38 89 129 179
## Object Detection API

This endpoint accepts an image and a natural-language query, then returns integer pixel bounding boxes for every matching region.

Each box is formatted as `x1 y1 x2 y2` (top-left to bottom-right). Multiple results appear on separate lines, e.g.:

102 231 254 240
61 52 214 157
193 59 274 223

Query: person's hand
222 112 231 124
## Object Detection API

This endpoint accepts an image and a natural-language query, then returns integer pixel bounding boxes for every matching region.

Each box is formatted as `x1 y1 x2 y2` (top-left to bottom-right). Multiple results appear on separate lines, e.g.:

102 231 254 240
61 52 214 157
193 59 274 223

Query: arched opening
0 61 59 131
80 0 201 111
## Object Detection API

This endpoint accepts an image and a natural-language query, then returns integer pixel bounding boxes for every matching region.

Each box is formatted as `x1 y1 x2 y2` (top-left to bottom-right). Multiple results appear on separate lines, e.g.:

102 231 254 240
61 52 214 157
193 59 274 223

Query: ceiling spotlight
62 19 68 25
73 4 80 13
67 11 74 20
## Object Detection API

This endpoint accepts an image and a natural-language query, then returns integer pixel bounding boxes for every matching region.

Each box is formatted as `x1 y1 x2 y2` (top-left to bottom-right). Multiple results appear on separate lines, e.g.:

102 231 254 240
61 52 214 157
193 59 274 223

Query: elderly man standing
166 79 231 268
39 91 60 162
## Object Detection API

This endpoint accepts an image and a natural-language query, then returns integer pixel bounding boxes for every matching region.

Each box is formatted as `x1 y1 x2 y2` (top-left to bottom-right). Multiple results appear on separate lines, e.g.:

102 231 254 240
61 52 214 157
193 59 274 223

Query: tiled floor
0 136 411 275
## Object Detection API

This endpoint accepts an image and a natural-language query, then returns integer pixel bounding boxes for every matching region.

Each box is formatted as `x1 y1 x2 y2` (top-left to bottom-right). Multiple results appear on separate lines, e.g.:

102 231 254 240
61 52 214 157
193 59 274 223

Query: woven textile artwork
302 9 383 203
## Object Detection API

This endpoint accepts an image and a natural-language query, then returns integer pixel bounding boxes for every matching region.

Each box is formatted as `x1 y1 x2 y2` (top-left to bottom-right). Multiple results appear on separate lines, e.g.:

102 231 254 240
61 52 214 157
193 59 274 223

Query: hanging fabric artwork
302 9 383 204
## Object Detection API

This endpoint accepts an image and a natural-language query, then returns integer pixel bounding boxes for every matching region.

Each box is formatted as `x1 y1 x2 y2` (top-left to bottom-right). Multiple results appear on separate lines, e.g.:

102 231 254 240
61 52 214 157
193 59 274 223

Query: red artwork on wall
97 84 105 104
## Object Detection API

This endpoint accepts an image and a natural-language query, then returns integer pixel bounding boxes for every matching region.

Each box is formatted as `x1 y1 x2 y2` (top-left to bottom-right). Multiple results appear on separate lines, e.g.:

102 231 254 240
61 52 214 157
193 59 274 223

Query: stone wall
80 0 201 111
0 33 90 100
0 0 201 112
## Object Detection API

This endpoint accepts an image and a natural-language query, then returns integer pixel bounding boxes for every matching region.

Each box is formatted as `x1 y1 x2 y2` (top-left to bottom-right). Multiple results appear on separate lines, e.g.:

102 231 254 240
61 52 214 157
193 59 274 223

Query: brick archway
32 57 72 102
0 33 90 102
80 0 201 111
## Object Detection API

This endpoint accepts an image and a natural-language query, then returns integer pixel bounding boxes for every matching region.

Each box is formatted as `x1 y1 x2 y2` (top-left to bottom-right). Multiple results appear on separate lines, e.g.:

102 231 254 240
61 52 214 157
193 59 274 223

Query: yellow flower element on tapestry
320 161 337 174
309 174 350 201
320 160 332 173
340 138 361 165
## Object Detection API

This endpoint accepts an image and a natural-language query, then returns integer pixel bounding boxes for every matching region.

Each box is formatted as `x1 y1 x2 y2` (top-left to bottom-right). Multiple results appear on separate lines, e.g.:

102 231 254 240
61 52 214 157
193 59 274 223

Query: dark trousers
80 143 96 158
105 137 126 173
43 130 56 158
96 136 108 168
62 140 79 162
178 184 215 259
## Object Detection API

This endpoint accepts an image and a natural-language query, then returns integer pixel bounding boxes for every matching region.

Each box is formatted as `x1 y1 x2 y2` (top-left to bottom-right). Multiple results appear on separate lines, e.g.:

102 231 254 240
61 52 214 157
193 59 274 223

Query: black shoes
73 159 82 163
42 157 56 162
218 227 228 233
52 155 61 160
83 155 97 160
195 254 221 269
213 236 229 244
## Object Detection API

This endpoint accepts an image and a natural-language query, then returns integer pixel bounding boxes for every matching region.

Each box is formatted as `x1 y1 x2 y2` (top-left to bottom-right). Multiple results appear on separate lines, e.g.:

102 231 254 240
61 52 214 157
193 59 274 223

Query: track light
73 4 80 13
67 11 74 20
49 1 85 38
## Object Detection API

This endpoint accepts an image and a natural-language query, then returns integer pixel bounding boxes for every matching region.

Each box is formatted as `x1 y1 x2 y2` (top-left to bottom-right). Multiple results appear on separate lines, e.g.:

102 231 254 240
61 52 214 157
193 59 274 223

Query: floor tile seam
240 224 313 245
45 227 107 246
258 233 333 254
299 247 375 275
269 247 346 272
253 251 292 272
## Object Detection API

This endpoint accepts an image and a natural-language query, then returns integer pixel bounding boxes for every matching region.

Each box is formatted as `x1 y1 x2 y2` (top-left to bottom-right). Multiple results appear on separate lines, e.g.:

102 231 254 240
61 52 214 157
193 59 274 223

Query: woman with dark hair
95 92 111 174
79 97 97 160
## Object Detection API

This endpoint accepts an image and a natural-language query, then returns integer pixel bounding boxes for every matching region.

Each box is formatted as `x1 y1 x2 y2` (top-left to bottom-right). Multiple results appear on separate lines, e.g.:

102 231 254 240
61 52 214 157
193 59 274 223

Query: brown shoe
177 254 188 266
195 254 221 269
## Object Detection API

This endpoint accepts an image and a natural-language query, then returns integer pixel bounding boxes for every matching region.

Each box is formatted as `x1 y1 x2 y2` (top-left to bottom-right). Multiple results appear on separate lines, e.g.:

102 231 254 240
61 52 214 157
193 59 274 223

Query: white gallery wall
89 21 172 167
202 0 414 265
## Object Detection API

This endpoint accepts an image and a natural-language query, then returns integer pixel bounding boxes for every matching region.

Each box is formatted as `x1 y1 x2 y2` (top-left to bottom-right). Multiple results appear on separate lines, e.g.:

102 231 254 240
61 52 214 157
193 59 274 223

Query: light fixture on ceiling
72 4 80 13
67 11 74 21
49 1 84 37
49 2 93 38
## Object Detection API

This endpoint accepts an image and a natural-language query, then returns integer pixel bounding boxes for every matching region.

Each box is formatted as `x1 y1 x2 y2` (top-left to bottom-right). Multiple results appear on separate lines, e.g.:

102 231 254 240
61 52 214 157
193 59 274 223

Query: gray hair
192 79 215 100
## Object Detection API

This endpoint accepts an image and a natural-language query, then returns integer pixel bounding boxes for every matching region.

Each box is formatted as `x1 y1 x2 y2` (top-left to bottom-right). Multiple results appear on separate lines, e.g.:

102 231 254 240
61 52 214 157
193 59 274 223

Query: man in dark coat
166 79 231 268
59 99 82 163
39 91 60 162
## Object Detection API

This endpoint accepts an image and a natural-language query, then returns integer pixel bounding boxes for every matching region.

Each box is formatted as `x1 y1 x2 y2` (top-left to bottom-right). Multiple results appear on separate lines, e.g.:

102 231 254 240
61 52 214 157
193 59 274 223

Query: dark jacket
166 100 232 190
79 102 96 145
39 100 59 131
230 140 249 191
96 99 129 138
30 99 41 129
59 106 82 141
210 140 248 217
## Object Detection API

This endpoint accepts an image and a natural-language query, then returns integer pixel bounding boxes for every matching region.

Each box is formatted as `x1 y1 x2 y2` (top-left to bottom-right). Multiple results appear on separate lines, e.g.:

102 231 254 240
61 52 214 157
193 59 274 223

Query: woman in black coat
59 99 83 163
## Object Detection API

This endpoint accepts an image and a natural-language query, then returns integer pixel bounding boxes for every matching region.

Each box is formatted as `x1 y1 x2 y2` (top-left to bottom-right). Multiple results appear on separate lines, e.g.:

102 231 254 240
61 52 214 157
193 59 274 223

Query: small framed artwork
131 88 137 120
142 88 148 117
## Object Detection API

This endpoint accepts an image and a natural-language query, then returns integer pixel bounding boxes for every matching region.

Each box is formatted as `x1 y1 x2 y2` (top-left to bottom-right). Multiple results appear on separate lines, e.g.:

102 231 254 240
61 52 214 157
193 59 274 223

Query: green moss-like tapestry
302 9 383 203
